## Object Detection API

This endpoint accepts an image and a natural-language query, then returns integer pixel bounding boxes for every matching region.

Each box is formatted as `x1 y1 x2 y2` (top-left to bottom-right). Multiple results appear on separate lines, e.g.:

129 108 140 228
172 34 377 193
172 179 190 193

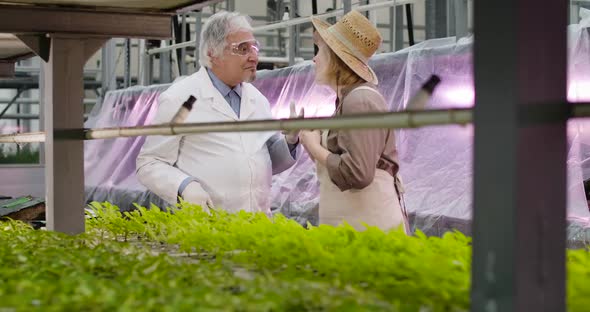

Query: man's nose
248 51 259 63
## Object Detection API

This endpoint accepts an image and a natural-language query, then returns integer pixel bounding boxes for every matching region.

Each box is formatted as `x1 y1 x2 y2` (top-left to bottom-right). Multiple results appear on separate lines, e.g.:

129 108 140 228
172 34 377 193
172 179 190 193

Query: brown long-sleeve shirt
325 82 400 191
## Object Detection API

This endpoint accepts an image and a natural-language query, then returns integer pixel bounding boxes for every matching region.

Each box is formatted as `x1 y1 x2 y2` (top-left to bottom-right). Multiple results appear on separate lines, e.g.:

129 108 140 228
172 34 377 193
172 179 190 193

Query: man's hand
181 181 213 212
283 101 304 144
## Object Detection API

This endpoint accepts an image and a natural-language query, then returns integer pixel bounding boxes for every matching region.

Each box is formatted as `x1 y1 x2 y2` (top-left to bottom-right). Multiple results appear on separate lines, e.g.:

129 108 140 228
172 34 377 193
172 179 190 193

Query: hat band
327 27 369 64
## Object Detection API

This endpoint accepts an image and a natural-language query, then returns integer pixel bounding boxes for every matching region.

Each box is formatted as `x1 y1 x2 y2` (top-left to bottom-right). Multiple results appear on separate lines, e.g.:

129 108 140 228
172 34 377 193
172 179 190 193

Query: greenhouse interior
0 0 588 311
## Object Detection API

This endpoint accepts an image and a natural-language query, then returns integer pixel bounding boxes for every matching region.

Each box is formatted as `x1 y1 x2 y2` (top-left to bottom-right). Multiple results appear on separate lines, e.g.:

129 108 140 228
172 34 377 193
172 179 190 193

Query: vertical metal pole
343 0 352 14
389 5 395 52
425 0 448 39
194 10 202 72
405 4 415 46
395 5 404 50
123 38 131 88
289 0 297 66
39 61 45 165
571 1 579 24
368 0 378 26
180 14 187 76
471 0 567 311
159 40 172 84
312 0 318 55
138 39 145 85
227 0 235 11
278 0 286 57
455 0 468 39
447 0 456 36
360 0 369 18
100 39 116 98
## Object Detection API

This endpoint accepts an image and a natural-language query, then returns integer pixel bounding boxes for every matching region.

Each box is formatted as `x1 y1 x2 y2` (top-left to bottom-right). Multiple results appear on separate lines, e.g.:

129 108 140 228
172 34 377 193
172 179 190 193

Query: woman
300 10 409 233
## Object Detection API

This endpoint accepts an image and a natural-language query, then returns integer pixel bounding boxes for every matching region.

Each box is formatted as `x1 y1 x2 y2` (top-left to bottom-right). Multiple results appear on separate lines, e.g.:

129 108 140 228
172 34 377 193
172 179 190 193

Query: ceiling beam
174 0 225 13
0 5 173 39
0 61 15 77
16 35 51 62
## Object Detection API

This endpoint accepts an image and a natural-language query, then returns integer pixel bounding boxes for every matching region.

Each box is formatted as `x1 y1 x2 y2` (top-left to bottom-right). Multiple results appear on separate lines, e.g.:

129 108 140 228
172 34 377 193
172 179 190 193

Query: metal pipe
0 113 40 120
0 108 473 144
406 4 415 46
288 2 296 66
123 39 131 88
194 10 202 71
258 56 305 64
343 0 352 14
454 0 468 39
0 99 96 105
5 102 589 145
147 0 417 55
180 14 188 76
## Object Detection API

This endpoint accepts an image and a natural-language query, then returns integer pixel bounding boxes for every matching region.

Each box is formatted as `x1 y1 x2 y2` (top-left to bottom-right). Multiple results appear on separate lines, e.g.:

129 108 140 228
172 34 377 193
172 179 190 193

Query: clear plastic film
84 17 590 241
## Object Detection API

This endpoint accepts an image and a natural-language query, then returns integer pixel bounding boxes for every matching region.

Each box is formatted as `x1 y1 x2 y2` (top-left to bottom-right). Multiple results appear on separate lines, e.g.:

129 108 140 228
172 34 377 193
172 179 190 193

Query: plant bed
1 201 589 311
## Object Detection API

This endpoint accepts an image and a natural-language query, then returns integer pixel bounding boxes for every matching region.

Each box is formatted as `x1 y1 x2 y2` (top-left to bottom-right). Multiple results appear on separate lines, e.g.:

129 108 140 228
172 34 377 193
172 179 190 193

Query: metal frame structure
0 0 218 234
146 0 425 65
0 0 580 310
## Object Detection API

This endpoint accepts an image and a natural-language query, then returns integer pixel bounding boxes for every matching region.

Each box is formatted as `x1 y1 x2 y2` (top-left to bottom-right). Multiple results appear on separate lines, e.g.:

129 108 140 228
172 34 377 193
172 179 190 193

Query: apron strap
394 175 412 235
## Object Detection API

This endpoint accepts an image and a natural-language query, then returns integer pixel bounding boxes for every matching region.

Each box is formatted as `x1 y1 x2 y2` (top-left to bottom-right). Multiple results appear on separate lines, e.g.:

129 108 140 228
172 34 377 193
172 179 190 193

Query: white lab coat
136 67 296 214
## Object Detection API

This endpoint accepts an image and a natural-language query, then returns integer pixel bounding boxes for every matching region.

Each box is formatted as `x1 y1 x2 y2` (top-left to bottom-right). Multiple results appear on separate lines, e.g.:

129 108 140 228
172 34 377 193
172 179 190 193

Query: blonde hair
330 49 366 86
318 39 366 86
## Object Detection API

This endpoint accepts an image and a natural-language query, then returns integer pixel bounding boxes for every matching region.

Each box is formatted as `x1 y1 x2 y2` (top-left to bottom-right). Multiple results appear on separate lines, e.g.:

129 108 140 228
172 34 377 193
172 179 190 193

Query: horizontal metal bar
5 103 589 144
0 108 472 143
258 56 306 64
253 0 416 32
0 114 39 120
572 102 590 117
0 131 44 143
15 66 101 74
147 0 417 55
0 5 173 39
0 98 96 105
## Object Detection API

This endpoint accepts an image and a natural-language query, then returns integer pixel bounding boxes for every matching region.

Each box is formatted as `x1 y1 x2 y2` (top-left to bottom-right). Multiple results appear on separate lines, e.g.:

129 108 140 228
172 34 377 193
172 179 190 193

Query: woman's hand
300 130 329 165
300 130 321 148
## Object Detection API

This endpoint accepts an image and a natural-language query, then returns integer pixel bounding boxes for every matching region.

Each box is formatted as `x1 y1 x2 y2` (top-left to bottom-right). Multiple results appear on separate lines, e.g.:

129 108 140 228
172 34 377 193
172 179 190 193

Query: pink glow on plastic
568 79 590 102
0 125 23 134
440 85 475 108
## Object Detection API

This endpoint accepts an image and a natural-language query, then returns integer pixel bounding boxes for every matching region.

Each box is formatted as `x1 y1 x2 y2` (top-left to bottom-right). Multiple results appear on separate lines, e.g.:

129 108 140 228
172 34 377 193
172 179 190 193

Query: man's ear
208 51 218 66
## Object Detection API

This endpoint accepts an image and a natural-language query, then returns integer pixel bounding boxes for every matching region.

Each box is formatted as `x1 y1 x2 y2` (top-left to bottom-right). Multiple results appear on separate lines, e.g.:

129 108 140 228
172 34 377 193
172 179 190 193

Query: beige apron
317 126 409 233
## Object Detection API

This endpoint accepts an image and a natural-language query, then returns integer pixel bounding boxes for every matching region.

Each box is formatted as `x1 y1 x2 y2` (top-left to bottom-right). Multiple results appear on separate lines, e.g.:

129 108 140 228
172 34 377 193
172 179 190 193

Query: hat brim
311 17 378 85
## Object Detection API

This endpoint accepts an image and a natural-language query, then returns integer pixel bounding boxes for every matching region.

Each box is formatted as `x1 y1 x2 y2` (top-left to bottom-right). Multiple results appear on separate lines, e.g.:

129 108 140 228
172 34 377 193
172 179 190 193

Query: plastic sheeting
84 18 590 238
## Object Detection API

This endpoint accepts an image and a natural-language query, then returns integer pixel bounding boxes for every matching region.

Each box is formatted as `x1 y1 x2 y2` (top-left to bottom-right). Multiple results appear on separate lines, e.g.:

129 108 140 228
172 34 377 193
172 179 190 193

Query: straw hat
311 10 382 84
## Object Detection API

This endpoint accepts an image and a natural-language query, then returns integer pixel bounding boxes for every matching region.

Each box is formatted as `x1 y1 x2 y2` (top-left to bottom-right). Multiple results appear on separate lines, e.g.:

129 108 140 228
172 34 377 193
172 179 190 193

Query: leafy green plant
3 202 589 312
0 220 396 312
0 143 39 164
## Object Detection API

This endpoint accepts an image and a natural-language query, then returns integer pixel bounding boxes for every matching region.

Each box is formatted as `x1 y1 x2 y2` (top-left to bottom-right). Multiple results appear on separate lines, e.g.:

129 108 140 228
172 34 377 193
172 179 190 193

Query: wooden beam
0 5 172 39
173 0 225 13
43 35 107 234
16 35 51 62
0 61 15 77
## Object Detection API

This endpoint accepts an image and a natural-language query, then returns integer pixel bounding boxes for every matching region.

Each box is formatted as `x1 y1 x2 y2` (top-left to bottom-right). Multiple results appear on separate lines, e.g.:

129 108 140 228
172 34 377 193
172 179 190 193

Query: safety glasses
227 39 260 56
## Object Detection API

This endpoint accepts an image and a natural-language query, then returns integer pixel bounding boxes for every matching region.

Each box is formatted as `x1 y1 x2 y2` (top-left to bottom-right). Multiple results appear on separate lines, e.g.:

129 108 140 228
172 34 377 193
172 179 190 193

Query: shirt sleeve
325 90 389 191
266 132 297 175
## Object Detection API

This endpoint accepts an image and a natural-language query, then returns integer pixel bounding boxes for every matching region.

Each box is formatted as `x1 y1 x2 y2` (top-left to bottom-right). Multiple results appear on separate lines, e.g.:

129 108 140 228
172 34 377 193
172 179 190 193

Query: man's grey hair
199 11 253 68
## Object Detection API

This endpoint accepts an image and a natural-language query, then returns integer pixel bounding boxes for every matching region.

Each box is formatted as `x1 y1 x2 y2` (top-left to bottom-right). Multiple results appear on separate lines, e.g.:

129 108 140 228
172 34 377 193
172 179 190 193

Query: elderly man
136 11 300 215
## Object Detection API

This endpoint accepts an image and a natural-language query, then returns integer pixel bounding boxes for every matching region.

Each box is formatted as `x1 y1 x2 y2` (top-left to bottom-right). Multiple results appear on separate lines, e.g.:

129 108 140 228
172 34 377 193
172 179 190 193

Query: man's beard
244 71 257 83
